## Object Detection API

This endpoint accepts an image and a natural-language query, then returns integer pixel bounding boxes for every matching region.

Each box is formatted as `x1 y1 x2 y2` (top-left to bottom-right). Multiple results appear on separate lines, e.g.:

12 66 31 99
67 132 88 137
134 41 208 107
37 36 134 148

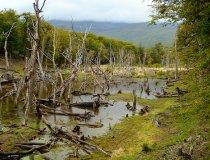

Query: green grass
82 92 210 159
82 94 175 159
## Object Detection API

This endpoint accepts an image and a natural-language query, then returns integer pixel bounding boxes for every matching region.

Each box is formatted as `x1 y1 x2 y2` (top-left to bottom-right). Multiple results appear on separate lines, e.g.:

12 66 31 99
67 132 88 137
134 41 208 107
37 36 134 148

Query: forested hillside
50 20 177 47
0 10 141 65
0 10 177 67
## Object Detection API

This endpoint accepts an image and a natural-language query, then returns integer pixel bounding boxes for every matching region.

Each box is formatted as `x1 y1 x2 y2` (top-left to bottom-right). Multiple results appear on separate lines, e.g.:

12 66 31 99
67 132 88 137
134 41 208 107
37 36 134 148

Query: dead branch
3 22 17 70
0 141 53 160
39 104 93 120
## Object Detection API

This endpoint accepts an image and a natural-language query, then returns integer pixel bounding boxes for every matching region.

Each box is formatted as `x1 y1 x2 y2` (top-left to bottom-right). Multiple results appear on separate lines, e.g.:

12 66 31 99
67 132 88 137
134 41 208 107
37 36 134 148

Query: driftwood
0 142 45 146
42 109 93 120
71 91 92 96
36 106 111 157
0 141 53 160
36 98 64 106
0 79 19 86
70 101 108 108
39 104 93 120
0 142 47 150
52 128 110 156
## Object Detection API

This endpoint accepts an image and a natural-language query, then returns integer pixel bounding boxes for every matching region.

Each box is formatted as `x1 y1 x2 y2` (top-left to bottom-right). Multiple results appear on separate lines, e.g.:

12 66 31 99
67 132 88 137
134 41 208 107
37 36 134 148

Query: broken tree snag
139 106 150 115
133 90 137 110
125 91 137 111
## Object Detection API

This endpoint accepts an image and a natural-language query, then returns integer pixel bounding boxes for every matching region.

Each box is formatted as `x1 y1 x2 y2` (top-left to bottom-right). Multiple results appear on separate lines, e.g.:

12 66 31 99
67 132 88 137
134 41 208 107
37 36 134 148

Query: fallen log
41 109 93 120
36 98 64 106
0 141 53 160
78 123 103 128
54 128 110 157
39 112 110 156
36 105 111 157
71 91 92 96
39 104 93 120
0 79 19 86
0 142 46 146
70 101 109 108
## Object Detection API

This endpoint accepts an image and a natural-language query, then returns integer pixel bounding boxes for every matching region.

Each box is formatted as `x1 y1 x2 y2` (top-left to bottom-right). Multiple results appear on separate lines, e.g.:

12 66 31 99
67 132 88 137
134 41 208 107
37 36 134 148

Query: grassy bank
83 90 210 159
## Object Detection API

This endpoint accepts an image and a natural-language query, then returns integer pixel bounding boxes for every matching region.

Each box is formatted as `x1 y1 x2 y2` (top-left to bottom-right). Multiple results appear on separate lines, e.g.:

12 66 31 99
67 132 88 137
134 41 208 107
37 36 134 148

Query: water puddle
0 78 166 159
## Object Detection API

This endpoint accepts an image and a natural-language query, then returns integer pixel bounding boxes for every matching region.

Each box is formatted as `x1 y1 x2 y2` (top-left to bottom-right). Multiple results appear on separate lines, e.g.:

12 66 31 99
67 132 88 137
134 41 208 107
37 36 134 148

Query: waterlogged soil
0 78 166 160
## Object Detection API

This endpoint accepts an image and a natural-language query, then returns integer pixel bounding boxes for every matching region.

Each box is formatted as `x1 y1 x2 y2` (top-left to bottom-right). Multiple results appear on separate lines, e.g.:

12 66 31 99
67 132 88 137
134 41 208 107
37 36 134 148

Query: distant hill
49 20 177 48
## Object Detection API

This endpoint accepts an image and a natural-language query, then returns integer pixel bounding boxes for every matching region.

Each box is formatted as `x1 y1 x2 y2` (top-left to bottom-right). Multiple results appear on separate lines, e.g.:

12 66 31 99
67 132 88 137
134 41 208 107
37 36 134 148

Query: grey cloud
0 0 152 22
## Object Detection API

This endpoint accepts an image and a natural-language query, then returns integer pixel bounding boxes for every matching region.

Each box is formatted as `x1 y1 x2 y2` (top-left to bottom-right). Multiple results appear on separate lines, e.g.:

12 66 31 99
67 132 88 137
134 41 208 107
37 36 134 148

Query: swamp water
0 78 166 160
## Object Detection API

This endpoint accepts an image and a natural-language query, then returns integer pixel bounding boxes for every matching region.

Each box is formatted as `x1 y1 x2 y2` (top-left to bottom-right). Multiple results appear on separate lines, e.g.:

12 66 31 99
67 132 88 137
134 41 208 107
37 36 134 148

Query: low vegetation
83 82 210 159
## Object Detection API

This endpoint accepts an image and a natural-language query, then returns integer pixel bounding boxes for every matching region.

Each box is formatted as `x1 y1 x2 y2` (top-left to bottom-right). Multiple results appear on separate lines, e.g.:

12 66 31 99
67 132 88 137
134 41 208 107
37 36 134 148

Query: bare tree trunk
53 27 57 69
24 0 47 125
3 23 16 70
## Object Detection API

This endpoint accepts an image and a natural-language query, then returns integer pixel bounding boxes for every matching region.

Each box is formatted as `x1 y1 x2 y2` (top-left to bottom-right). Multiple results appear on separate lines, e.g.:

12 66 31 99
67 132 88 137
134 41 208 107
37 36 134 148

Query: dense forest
151 0 210 107
0 9 178 67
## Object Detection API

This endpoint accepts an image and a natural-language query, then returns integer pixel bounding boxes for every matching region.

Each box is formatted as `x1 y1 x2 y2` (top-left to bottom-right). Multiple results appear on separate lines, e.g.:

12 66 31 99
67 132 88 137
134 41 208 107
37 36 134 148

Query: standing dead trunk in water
3 23 16 70
133 90 137 111
24 0 47 125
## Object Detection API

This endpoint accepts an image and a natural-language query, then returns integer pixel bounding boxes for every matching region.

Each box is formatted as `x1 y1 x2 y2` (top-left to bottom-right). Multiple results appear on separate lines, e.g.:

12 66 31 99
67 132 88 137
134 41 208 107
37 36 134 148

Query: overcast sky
0 0 153 22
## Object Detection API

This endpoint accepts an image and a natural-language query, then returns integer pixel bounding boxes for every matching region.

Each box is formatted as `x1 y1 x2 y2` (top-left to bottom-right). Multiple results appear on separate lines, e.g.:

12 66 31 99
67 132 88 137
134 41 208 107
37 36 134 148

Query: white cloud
0 0 152 22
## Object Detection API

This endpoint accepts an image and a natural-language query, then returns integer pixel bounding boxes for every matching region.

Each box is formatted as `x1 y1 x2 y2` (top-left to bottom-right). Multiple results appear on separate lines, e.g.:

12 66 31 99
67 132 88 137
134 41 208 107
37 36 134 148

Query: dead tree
3 23 16 70
24 0 47 125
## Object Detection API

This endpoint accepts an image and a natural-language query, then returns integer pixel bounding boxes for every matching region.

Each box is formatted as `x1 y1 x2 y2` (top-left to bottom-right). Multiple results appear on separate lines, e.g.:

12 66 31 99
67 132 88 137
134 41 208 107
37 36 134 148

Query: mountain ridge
49 20 177 47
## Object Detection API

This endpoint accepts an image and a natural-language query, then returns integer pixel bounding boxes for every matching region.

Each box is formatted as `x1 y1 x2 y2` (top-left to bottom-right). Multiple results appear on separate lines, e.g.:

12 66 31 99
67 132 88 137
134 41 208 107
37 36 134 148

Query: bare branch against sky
0 0 152 22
